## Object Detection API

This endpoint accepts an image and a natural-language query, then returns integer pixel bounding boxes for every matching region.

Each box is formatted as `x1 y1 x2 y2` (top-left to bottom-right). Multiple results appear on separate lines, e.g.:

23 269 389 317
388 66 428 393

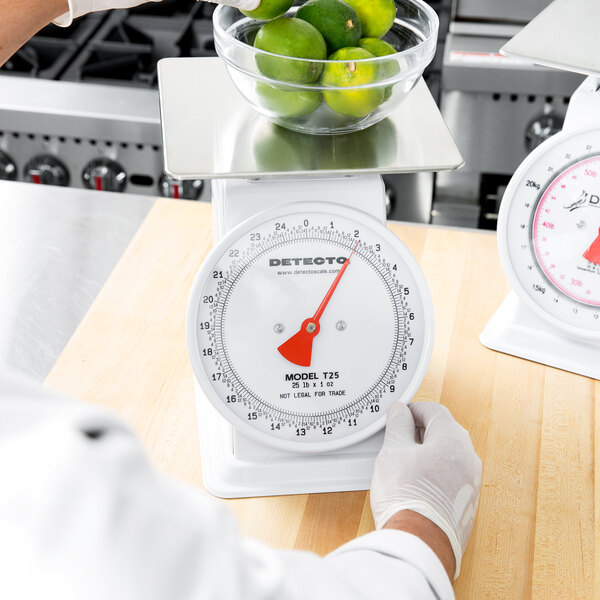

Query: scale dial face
499 127 600 340
187 202 434 453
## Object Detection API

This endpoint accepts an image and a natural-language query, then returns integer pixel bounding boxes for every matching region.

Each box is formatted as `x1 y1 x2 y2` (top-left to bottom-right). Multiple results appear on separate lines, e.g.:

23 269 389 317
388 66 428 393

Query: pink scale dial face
500 128 600 339
532 155 600 307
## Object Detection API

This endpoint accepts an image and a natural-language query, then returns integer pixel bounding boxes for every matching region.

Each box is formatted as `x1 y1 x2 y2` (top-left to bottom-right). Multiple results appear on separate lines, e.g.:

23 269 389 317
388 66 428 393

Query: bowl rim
213 0 439 66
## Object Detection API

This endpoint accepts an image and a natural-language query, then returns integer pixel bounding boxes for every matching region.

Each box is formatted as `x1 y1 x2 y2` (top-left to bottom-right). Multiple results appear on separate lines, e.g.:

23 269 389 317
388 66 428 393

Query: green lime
256 81 322 117
295 0 361 54
241 0 294 21
358 37 398 100
343 0 396 38
358 37 396 57
321 47 384 117
254 18 327 83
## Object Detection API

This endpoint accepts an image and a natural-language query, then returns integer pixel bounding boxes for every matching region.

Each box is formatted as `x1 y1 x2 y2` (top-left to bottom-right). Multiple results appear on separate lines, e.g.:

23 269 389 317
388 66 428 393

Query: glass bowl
213 0 438 135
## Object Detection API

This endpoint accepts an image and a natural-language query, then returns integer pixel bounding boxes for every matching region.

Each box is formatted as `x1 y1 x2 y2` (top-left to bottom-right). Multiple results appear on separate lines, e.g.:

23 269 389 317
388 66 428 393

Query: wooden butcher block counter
46 199 599 599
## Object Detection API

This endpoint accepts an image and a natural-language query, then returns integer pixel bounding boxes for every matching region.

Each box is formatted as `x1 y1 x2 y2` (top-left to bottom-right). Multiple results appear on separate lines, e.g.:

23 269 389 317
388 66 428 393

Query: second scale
480 0 600 378
497 126 600 337
158 57 463 497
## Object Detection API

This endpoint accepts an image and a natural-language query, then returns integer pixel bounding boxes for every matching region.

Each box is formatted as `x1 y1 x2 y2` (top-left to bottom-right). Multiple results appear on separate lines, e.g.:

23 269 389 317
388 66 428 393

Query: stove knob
158 175 203 200
525 114 564 152
0 150 17 181
24 155 70 186
82 158 127 192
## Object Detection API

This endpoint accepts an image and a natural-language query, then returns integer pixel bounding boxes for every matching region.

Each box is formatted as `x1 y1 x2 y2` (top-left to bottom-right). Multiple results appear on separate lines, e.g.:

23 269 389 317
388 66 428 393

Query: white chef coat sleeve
0 368 454 600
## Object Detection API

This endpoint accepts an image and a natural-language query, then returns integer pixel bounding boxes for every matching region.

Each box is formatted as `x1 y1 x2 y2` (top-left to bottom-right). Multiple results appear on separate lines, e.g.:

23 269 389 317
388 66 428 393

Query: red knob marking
94 175 103 191
31 173 41 185
173 183 180 199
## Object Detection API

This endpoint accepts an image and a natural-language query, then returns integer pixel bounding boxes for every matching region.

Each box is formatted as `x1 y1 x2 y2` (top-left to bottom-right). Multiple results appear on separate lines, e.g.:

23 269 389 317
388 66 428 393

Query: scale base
480 292 600 380
194 380 382 498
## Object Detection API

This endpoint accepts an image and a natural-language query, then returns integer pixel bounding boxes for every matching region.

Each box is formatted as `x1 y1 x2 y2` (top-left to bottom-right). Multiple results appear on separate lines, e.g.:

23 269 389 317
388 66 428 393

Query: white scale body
480 78 600 378
188 175 434 497
157 56 463 498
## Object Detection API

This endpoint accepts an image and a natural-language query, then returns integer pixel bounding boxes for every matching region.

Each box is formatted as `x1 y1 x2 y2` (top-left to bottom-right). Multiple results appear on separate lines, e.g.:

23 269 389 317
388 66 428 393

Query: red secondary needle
278 241 359 367
583 227 600 265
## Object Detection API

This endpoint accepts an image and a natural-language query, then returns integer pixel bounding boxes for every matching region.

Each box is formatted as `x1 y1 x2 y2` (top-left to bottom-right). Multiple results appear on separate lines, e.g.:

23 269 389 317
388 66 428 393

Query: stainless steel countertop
0 181 155 381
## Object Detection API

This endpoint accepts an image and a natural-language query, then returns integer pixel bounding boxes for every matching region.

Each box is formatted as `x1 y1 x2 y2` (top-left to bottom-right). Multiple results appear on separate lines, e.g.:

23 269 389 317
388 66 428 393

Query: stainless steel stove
0 0 450 217
0 0 214 200
433 0 585 228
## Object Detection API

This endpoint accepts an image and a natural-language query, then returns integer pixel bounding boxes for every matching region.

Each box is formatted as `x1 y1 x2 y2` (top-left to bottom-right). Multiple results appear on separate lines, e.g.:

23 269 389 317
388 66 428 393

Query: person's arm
0 0 68 67
0 0 166 66
0 0 264 66
0 369 448 600
370 401 483 581
384 510 455 581
0 369 476 599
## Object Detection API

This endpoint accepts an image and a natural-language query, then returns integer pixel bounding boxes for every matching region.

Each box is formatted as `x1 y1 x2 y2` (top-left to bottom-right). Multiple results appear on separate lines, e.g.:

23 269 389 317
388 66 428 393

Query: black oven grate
0 14 105 79
60 3 216 87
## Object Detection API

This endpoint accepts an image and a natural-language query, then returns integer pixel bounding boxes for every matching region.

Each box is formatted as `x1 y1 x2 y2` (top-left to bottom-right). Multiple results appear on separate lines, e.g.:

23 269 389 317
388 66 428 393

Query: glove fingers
409 401 451 425
384 402 418 443
409 401 456 442
411 402 477 457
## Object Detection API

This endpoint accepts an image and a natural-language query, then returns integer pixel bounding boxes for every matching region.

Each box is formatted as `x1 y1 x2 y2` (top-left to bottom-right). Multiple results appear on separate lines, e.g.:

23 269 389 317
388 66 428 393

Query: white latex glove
54 0 260 27
370 401 482 579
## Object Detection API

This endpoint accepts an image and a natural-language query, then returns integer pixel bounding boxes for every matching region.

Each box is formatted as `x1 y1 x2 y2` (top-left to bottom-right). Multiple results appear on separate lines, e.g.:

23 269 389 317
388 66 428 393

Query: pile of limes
244 0 399 119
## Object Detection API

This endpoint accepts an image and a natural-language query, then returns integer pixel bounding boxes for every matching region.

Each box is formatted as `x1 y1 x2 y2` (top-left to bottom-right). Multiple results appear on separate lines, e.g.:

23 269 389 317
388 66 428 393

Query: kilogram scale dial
157 57 463 497
480 0 600 379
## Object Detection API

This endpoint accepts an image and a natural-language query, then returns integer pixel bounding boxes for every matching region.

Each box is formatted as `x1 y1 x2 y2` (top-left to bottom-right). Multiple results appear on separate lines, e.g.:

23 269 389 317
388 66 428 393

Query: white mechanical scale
481 11 600 378
187 188 434 496
157 56 463 498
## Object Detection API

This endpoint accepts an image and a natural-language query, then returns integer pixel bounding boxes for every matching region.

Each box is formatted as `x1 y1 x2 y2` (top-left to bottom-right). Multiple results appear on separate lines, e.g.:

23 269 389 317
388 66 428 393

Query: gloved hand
370 401 482 579
54 0 260 27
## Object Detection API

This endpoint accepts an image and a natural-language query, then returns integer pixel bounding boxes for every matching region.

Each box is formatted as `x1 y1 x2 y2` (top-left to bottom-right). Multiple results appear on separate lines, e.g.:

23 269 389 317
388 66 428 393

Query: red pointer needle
278 241 359 367
583 227 600 265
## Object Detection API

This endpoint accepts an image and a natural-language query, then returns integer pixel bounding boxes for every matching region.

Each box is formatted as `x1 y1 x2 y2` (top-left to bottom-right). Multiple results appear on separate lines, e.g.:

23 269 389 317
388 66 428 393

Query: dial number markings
531 154 600 307
187 205 433 451
500 129 600 338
